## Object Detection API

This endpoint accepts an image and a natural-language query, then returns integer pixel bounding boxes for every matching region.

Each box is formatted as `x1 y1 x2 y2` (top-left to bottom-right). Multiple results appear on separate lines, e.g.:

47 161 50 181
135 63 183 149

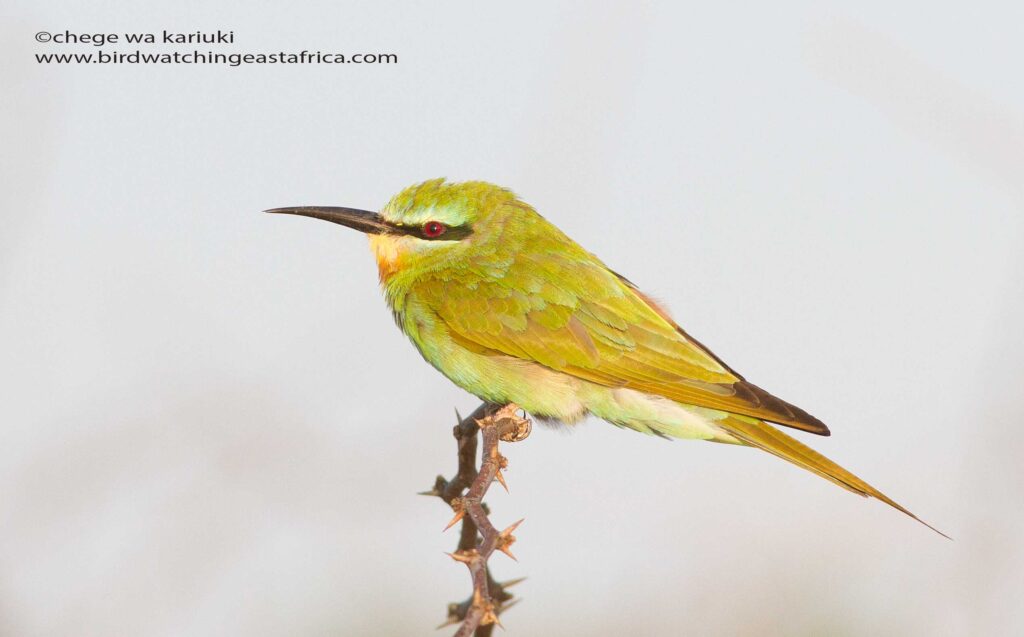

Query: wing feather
417 248 829 435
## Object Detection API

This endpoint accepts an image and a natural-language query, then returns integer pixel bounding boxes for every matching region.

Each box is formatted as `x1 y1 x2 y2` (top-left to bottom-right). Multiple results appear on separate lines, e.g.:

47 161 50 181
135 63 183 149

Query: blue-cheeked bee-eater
269 178 945 537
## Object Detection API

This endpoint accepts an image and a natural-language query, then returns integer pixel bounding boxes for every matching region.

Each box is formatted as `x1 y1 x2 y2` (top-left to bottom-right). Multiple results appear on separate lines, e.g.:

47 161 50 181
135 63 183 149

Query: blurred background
3 1 1022 635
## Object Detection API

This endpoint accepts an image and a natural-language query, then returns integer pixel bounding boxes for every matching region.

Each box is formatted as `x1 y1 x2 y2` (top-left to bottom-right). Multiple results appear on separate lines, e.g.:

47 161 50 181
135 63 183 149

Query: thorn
435 617 459 630
500 518 525 537
417 488 440 497
443 508 465 532
498 577 527 589
445 550 476 564
496 518 523 561
454 407 462 423
498 545 518 561
494 469 509 493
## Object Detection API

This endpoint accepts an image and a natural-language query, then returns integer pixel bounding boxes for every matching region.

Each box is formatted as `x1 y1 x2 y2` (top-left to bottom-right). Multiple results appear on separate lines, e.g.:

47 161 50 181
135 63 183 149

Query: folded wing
417 247 829 436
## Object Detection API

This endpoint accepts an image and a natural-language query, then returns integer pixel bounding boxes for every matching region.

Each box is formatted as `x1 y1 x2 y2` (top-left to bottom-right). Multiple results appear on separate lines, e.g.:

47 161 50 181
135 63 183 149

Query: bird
268 178 945 537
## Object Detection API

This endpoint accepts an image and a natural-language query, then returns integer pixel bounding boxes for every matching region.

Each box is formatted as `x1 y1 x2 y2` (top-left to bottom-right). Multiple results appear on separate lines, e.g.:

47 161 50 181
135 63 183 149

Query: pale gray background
3 1 1022 635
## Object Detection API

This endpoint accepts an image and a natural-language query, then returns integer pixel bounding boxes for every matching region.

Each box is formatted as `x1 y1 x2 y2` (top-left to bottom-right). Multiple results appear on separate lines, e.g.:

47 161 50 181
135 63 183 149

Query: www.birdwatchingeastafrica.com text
35 50 398 66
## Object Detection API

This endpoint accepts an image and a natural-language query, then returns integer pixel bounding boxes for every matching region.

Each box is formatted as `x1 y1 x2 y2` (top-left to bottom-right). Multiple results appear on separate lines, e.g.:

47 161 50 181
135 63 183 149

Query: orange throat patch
369 234 404 282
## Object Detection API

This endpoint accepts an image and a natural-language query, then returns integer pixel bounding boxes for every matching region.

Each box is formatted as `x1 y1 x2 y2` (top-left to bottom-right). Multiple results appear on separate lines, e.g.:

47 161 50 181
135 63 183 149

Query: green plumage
377 180 825 436
272 178 945 536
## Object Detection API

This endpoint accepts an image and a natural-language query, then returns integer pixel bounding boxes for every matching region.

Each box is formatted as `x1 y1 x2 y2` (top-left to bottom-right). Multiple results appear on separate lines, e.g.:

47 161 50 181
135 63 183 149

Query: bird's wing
417 250 829 435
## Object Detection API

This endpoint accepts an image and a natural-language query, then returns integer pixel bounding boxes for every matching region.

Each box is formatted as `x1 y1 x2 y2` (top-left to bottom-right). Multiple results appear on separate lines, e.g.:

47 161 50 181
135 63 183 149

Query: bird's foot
491 403 532 443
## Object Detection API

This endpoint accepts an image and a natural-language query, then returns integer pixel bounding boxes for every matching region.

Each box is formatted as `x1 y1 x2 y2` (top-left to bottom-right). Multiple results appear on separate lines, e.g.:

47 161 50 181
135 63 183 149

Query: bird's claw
493 404 532 443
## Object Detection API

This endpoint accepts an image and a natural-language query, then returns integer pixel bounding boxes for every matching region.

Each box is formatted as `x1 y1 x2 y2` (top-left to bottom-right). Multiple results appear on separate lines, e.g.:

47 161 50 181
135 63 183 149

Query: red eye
422 221 447 238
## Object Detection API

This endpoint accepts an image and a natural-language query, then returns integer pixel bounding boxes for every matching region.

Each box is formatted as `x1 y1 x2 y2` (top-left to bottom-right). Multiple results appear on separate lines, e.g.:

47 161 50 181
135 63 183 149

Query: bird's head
267 179 534 281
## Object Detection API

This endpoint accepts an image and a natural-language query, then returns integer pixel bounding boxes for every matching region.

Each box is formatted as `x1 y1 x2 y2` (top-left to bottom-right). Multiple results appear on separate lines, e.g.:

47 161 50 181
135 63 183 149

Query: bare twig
422 402 531 636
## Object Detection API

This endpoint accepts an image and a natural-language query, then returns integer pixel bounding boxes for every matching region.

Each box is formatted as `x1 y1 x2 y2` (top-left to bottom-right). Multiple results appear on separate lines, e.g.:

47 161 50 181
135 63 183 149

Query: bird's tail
716 416 949 539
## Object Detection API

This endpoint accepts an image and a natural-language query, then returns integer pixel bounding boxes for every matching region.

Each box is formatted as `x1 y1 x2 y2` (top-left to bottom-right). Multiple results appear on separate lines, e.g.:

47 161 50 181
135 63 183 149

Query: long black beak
264 206 390 235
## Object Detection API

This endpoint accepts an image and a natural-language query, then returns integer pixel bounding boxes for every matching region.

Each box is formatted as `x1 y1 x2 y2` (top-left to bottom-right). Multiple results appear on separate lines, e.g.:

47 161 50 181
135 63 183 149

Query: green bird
269 178 943 536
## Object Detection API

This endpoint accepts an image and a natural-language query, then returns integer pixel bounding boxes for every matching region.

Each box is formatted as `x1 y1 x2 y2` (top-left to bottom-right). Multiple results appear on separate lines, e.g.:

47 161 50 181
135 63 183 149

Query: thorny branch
421 402 532 636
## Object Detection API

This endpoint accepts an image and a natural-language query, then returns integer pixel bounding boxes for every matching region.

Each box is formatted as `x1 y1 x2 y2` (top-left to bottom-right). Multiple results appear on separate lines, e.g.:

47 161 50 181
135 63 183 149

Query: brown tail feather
718 416 950 539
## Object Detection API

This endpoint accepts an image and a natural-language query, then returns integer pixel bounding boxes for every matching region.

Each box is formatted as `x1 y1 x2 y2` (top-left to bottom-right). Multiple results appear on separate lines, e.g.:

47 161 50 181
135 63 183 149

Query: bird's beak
264 206 390 235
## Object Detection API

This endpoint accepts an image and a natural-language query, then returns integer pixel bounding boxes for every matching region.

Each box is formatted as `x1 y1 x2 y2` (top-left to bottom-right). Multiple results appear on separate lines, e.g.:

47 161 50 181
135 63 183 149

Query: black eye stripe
389 222 473 241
